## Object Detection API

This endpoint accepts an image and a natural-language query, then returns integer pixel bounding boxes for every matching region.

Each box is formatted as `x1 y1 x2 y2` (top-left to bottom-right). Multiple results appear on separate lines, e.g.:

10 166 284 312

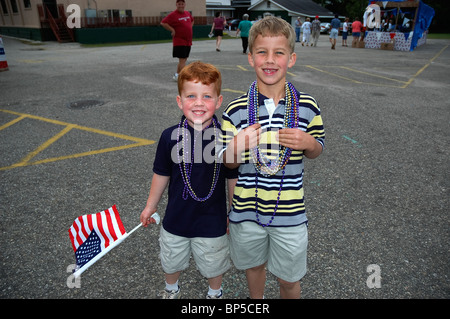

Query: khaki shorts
159 226 231 278
229 221 308 282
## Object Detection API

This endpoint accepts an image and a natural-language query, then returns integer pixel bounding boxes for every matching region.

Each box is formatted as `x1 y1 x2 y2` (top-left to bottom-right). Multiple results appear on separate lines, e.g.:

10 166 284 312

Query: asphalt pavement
0 33 449 303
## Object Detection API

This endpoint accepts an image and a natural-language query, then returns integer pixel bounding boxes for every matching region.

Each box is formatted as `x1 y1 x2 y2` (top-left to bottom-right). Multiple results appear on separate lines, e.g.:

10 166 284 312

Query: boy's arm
222 123 261 169
140 173 170 227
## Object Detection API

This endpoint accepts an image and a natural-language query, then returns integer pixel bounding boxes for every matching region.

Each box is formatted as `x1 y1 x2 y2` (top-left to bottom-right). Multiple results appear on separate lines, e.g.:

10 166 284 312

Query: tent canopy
370 0 435 50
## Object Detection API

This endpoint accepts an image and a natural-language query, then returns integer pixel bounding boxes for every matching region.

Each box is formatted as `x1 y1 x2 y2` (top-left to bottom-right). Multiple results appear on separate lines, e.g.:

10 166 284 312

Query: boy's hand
235 123 261 154
223 124 261 168
278 128 322 159
140 207 158 227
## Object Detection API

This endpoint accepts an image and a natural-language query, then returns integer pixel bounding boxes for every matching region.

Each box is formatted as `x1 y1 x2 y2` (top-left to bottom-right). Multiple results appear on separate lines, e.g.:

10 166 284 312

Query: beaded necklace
247 81 299 227
176 117 221 202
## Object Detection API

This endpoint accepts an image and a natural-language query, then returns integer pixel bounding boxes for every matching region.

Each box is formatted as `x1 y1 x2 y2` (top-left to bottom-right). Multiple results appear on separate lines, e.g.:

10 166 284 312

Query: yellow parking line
402 44 449 88
0 109 152 144
20 142 150 167
306 65 407 88
340 66 407 84
303 44 449 89
0 115 26 131
16 125 75 167
0 109 155 170
305 65 363 84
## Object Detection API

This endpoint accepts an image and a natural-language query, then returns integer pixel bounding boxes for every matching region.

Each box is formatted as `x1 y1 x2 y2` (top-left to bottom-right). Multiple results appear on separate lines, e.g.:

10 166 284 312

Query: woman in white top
302 18 312 46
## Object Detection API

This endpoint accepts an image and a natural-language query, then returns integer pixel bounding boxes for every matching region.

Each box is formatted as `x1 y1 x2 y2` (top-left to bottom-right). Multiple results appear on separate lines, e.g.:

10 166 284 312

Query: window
23 0 31 9
1 0 8 14
10 0 18 13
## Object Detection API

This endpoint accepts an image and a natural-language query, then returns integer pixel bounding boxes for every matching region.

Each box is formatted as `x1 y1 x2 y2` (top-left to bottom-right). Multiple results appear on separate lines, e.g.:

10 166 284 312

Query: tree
312 0 367 19
424 0 449 33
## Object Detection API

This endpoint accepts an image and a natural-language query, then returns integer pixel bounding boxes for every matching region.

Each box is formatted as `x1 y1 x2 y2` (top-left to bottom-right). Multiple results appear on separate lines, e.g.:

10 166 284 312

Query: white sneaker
206 289 223 299
161 287 181 299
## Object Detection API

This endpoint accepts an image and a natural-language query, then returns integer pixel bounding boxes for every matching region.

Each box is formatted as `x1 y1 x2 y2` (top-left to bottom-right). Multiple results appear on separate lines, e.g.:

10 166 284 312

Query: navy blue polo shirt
153 116 237 238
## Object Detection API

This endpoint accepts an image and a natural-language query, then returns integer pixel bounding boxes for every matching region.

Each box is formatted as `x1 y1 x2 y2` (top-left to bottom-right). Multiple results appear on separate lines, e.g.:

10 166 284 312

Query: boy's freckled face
248 34 296 88
177 81 223 129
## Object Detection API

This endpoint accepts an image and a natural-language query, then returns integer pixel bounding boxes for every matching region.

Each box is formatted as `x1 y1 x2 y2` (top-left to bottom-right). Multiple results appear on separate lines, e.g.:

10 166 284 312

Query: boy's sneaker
206 289 223 299
161 287 181 299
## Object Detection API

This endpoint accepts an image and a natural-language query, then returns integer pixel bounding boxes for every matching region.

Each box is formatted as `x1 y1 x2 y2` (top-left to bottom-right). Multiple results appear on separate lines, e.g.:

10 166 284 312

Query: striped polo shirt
220 88 325 227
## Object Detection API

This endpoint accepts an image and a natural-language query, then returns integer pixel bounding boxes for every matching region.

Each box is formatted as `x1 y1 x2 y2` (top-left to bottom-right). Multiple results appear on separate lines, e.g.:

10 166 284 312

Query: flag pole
72 212 160 278
126 222 143 236
73 228 134 278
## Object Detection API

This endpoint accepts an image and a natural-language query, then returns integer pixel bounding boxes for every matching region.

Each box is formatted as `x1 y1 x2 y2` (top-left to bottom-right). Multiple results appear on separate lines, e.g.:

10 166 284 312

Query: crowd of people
161 0 408 79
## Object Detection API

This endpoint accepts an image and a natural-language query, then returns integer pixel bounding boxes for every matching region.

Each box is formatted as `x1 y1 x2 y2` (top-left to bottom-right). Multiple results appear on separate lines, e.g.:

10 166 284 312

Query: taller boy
221 16 325 299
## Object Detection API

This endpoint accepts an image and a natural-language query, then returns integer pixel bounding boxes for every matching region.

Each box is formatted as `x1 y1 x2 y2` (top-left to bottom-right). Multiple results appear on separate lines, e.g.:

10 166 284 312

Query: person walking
301 18 312 46
294 17 302 42
236 14 253 54
342 17 349 46
211 12 227 52
161 0 194 81
351 17 363 47
329 14 340 50
311 15 321 47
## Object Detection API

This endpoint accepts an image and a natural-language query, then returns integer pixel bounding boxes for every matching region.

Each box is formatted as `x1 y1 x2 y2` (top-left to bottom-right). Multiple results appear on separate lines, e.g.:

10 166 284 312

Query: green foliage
312 0 446 32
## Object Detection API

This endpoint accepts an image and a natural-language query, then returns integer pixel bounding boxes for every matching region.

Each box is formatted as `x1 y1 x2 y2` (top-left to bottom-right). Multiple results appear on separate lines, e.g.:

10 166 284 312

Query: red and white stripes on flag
68 205 152 277
69 205 126 253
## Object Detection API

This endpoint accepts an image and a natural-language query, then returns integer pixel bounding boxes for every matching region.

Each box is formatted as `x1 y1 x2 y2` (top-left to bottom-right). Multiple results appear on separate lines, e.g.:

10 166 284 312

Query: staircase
45 5 75 43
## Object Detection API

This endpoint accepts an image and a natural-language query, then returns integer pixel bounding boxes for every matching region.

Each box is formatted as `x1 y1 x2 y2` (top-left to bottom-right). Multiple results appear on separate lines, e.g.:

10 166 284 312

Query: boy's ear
248 52 255 68
216 95 223 110
288 52 297 68
176 95 183 110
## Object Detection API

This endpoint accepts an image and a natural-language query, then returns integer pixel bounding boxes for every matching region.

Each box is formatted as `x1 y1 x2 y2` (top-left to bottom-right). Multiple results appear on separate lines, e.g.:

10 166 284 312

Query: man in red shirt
161 0 194 81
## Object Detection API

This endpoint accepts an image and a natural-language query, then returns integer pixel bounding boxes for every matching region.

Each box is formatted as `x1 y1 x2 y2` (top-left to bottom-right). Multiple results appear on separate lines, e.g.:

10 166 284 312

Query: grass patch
427 33 450 39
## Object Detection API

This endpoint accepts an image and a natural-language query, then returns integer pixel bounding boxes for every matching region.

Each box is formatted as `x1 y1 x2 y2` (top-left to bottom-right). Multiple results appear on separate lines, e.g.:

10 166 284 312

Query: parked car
228 19 241 31
320 22 352 35
320 23 330 34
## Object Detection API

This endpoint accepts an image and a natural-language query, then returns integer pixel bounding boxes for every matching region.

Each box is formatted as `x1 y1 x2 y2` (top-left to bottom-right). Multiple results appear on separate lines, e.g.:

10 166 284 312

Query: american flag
68 205 126 271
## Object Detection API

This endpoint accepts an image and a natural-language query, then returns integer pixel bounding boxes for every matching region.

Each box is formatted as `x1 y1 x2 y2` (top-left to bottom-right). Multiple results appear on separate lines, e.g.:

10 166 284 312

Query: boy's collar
180 114 219 131
257 92 285 106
